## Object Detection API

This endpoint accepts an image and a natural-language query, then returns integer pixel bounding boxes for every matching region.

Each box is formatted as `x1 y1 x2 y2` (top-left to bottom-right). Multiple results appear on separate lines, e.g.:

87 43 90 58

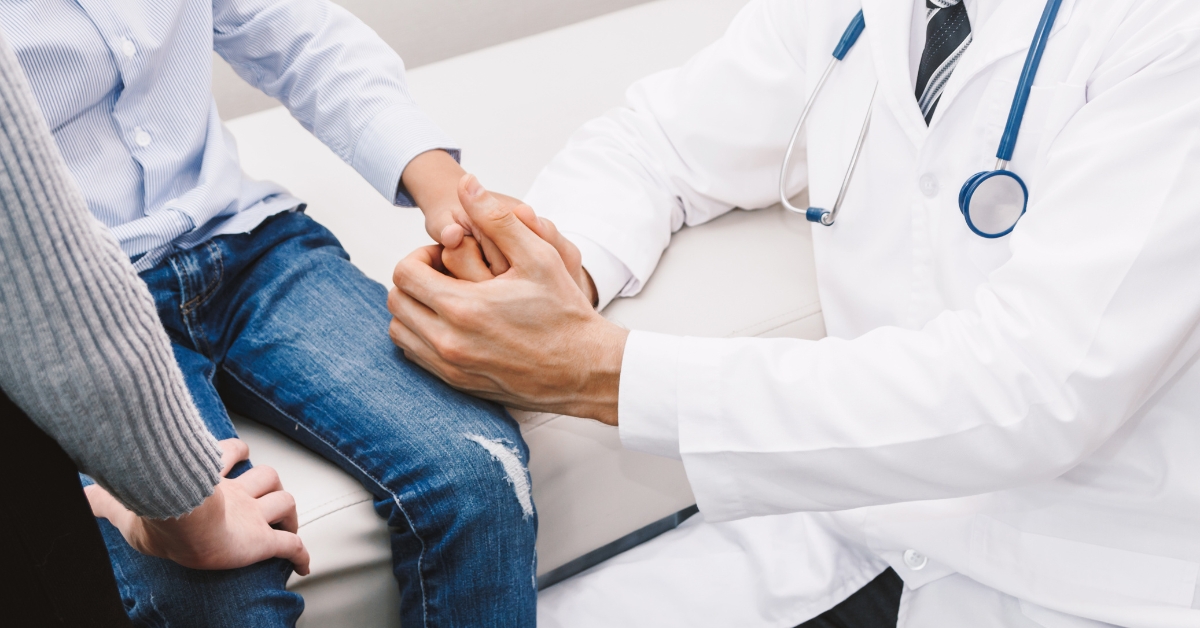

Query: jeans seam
168 255 205 356
169 247 222 357
179 242 224 316
219 366 432 627
107 542 169 627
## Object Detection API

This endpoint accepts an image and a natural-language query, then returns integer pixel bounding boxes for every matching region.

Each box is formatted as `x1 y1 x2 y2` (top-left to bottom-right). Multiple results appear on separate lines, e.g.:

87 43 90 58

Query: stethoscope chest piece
783 0 1063 238
958 167 1028 239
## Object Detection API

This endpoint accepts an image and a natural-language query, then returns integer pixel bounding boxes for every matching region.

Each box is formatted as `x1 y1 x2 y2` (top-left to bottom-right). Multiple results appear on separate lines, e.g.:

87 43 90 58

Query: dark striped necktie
915 0 973 124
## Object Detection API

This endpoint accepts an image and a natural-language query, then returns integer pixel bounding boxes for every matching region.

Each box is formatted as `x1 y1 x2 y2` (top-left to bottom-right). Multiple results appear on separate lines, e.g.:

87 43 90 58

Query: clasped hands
387 174 628 426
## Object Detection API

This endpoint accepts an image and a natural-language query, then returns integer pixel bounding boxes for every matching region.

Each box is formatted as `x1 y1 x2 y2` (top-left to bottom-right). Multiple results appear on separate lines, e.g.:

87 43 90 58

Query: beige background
213 0 653 119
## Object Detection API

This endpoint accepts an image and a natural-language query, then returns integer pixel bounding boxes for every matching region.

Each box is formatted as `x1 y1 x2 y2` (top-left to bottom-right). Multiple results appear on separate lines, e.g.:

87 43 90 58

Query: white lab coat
527 0 1200 626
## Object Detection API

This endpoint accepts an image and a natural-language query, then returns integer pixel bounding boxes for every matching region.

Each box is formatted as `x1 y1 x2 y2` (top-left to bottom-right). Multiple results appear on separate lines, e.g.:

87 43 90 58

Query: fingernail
464 175 483 198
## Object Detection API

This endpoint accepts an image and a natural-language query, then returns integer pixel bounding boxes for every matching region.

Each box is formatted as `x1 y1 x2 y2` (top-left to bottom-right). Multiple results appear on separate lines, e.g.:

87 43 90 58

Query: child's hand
403 150 519 274
429 189 527 276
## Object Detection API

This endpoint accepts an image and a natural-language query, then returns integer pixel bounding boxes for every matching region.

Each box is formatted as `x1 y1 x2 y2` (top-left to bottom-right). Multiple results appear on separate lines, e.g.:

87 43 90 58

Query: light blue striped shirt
0 0 457 271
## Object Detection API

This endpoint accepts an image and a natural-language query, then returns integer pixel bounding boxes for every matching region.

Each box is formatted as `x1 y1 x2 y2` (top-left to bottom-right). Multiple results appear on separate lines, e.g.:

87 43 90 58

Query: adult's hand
85 438 311 575
439 196 599 306
388 175 626 424
404 151 600 297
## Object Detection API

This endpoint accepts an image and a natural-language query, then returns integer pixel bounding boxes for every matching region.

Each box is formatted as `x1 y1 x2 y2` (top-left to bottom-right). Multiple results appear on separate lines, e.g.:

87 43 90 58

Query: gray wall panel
213 0 652 119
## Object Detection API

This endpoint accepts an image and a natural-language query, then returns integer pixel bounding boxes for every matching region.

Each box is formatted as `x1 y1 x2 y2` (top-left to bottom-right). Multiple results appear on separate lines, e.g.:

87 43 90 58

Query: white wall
213 0 653 119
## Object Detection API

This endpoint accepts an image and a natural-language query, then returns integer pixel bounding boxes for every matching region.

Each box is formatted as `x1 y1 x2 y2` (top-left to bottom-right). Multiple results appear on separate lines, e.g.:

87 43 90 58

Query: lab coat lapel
935 0 1076 121
859 0 927 147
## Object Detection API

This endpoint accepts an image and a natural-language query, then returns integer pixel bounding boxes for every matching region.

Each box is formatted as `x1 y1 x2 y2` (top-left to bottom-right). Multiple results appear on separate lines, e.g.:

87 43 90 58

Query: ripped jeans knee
464 433 535 520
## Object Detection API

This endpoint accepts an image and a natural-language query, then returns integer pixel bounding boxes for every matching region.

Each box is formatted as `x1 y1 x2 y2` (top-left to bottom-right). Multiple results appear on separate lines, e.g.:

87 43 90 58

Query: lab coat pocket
965 80 1086 275
973 79 1063 169
969 515 1200 609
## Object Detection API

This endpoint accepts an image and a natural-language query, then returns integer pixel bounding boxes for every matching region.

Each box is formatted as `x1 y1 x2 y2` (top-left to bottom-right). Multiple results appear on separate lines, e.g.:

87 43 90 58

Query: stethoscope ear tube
780 10 866 218
996 0 1063 162
818 85 876 226
779 56 836 216
832 10 866 61
957 0 1060 237
782 1 1060 237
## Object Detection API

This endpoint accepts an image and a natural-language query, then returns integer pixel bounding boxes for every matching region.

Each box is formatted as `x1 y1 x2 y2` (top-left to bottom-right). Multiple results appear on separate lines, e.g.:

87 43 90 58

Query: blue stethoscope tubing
779 0 1064 237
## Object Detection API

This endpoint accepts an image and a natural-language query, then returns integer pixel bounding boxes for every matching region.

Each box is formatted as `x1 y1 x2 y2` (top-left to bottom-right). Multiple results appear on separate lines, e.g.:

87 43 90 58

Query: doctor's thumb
457 174 550 270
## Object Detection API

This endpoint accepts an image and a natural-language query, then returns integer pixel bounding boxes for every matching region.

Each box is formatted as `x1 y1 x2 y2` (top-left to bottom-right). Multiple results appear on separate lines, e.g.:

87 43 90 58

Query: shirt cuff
351 104 460 206
618 331 684 459
567 232 633 310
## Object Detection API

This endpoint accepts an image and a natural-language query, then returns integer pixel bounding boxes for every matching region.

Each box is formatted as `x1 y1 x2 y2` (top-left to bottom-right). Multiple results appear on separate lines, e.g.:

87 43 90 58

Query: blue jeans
99 211 537 627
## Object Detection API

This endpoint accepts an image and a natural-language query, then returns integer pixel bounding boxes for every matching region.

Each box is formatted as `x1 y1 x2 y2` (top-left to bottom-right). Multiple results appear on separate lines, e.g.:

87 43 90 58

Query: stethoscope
780 0 1063 238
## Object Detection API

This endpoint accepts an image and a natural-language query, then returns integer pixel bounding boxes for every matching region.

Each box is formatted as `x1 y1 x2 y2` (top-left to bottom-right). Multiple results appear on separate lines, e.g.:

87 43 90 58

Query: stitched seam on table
519 413 562 436
220 366 432 628
299 490 374 519
512 411 557 434
300 496 377 527
728 303 823 337
747 309 825 338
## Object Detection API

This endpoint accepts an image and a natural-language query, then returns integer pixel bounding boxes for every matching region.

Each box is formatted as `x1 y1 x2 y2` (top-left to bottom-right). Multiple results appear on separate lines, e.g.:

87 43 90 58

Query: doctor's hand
85 438 312 575
438 193 599 307
388 175 624 424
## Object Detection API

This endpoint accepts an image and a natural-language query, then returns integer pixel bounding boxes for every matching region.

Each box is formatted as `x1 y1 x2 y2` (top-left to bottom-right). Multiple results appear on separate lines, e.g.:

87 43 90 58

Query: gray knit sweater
0 34 222 519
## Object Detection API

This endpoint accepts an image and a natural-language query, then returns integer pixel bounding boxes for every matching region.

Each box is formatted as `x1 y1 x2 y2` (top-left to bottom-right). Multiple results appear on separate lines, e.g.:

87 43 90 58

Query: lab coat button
120 37 137 58
133 127 152 147
903 549 928 571
919 174 940 198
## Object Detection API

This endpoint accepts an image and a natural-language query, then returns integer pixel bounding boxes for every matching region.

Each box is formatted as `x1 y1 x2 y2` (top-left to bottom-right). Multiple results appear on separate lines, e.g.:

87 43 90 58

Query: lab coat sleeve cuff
566 232 633 310
618 331 684 459
351 104 461 206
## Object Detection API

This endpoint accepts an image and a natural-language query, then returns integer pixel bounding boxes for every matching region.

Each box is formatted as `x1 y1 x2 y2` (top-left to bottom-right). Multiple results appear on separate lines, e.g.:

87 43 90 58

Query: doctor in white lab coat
386 0 1200 626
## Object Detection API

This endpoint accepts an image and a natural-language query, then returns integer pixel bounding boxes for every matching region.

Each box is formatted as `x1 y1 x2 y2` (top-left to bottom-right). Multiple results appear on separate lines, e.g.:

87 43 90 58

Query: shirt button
903 549 929 571
133 127 152 147
120 37 137 58
919 173 940 198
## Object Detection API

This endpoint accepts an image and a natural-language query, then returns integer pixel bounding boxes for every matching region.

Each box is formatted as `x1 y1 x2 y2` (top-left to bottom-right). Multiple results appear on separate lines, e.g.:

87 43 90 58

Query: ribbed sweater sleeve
0 34 222 519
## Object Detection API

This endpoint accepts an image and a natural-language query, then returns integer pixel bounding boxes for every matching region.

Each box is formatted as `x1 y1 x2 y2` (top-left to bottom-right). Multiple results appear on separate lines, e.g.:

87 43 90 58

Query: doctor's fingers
476 189 528 275
512 206 581 268
458 175 559 273
392 245 461 314
445 225 511 278
388 316 496 393
477 233 510 275
386 288 480 368
528 214 588 292
509 208 592 299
